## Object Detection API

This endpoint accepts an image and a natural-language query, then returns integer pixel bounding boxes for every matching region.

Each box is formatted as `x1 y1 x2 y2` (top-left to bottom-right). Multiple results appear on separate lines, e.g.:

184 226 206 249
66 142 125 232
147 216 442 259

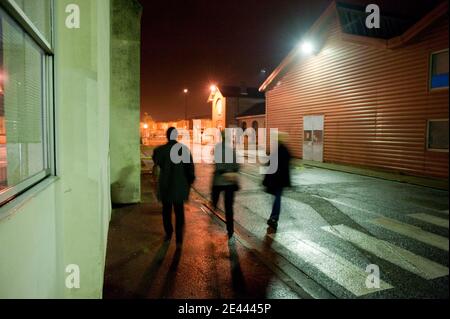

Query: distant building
260 1 449 178
208 85 265 130
188 115 212 130
236 102 266 136
188 115 213 144
140 116 192 145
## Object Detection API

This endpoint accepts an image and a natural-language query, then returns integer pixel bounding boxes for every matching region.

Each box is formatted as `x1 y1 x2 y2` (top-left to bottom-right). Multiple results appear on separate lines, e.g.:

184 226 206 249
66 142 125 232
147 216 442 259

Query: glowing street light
183 88 189 124
300 41 315 55
143 123 149 129
210 84 217 92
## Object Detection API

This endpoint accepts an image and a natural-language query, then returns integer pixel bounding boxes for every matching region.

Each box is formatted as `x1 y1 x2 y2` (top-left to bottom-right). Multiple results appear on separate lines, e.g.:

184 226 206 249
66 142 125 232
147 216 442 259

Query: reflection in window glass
13 0 52 43
428 120 449 150
313 130 323 144
431 50 449 89
304 130 312 142
0 8 45 191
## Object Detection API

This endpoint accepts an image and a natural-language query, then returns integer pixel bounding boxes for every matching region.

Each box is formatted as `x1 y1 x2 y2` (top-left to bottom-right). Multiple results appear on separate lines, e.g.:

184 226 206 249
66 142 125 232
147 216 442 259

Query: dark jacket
212 142 240 187
153 141 195 203
263 143 292 194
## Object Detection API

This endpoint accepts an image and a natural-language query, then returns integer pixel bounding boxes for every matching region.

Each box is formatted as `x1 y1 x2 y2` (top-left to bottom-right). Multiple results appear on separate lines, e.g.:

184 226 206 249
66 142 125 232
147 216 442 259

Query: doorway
303 115 324 162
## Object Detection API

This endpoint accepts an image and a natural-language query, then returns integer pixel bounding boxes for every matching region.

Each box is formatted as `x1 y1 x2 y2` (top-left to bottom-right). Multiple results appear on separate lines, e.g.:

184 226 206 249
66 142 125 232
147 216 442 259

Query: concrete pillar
110 0 142 204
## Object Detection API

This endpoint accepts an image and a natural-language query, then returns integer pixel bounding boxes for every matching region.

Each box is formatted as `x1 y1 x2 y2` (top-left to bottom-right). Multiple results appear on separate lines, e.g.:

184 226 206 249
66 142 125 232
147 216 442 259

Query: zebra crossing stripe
371 217 449 252
408 213 449 229
322 225 449 280
273 233 393 296
438 209 449 215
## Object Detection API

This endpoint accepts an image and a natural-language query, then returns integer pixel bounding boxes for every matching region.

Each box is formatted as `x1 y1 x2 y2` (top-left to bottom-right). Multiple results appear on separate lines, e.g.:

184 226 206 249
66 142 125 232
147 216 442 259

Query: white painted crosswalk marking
408 213 449 229
371 217 449 252
322 225 449 280
272 232 393 296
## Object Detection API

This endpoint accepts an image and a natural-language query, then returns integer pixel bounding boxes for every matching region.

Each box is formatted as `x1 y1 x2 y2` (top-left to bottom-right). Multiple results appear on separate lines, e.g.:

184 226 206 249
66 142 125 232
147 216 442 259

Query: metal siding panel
266 16 449 178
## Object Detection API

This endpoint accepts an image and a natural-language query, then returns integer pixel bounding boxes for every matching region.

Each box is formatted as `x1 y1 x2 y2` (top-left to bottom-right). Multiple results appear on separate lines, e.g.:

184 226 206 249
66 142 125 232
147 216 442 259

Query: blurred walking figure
212 131 240 239
263 132 292 230
153 127 195 245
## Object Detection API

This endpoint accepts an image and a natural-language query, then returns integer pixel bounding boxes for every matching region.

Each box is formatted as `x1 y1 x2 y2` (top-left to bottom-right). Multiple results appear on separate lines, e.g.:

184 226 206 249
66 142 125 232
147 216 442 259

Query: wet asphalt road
104 175 300 299
193 162 449 299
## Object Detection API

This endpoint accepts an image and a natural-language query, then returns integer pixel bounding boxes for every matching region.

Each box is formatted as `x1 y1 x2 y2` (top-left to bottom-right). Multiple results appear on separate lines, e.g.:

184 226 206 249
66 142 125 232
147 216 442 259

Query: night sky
139 0 442 121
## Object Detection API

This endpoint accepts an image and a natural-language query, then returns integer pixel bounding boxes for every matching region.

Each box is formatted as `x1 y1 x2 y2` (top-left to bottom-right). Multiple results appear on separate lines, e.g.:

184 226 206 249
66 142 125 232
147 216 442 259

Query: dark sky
139 0 331 121
139 0 442 121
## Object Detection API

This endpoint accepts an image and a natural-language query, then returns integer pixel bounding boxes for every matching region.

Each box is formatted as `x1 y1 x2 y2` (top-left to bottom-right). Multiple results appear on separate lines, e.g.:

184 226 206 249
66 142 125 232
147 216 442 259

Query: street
193 161 449 299
104 172 301 299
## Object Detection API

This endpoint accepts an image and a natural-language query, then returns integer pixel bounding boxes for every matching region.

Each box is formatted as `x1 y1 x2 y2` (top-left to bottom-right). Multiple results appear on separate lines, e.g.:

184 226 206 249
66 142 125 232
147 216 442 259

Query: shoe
267 219 278 229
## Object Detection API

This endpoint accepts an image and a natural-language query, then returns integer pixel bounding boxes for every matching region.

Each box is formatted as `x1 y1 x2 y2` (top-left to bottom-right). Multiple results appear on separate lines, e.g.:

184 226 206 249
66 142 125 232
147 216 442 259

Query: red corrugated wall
266 15 449 178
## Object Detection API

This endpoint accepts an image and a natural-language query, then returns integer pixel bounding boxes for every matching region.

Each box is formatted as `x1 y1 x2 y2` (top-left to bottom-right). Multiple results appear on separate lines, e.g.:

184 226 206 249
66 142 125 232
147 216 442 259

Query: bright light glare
210 85 217 92
183 88 189 93
143 123 149 129
300 41 314 55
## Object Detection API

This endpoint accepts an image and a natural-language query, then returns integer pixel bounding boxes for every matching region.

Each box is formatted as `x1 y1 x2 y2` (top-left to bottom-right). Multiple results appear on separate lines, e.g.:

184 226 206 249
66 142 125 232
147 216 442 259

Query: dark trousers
162 201 185 242
212 185 236 235
269 190 283 222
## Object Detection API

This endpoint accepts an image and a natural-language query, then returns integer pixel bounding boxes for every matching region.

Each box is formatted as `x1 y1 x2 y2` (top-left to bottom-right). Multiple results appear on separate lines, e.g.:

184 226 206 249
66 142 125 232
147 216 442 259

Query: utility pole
183 88 189 129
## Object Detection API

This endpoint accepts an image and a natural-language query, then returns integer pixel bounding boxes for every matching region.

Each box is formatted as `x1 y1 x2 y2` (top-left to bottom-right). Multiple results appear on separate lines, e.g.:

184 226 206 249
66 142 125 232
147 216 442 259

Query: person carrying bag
211 134 240 239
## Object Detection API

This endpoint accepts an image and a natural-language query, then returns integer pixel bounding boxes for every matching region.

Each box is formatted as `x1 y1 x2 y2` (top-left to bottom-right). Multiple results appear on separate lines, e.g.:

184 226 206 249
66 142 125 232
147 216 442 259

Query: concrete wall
0 0 112 298
110 0 142 204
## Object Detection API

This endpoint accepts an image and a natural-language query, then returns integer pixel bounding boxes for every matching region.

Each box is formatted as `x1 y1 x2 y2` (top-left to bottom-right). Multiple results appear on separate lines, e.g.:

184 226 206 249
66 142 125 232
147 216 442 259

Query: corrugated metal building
260 1 449 178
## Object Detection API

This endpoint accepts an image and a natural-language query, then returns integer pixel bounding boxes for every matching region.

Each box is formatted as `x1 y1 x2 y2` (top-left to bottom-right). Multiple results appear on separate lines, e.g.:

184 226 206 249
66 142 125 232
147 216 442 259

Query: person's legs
211 186 221 209
224 186 235 238
269 190 282 225
162 201 174 239
173 202 185 244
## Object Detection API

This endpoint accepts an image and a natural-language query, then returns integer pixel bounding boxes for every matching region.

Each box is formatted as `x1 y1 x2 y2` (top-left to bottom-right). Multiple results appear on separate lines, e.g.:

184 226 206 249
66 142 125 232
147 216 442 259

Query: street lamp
299 40 315 55
183 88 189 128
210 84 217 92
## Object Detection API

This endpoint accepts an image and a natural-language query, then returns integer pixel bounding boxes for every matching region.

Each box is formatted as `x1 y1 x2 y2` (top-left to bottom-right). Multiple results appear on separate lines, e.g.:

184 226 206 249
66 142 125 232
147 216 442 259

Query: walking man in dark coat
211 132 240 239
153 127 195 245
263 133 292 230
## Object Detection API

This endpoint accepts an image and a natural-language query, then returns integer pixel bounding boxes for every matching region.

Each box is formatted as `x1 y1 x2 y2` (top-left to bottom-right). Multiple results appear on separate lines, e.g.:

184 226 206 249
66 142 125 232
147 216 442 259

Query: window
0 1 53 205
430 50 449 90
14 0 52 42
216 99 223 116
427 119 449 151
304 131 312 142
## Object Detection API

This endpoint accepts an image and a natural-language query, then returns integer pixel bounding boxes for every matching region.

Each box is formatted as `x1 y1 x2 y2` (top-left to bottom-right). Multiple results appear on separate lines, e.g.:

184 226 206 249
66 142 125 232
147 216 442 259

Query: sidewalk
103 175 300 299
292 159 448 190
236 149 448 190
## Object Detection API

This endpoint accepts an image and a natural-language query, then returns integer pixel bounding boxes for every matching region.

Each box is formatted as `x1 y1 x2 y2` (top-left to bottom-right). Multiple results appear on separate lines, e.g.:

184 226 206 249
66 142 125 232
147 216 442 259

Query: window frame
429 49 449 92
216 98 223 116
426 119 449 153
0 0 55 206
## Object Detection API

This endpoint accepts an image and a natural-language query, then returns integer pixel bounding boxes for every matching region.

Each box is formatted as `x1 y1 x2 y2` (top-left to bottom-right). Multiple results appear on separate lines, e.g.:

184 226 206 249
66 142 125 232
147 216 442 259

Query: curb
294 160 448 191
